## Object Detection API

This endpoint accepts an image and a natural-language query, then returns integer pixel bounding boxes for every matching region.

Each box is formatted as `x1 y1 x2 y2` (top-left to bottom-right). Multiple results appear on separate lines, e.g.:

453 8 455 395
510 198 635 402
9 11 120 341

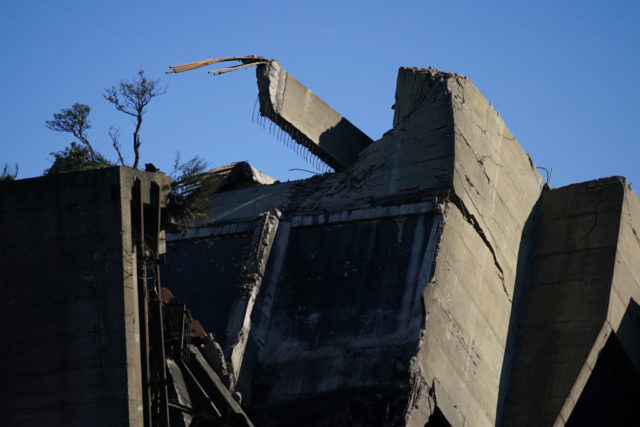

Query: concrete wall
406 71 543 427
165 67 545 426
162 64 638 425
609 181 640 362
162 231 253 349
0 167 167 426
505 177 640 426
4 65 638 426
254 213 438 398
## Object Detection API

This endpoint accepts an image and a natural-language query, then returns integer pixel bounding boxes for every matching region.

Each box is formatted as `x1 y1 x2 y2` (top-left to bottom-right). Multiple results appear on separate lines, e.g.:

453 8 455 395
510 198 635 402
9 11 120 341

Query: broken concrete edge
405 202 480 426
393 68 545 425
393 66 460 128
404 211 446 425
162 66 547 426
162 62 638 425
410 198 532 426
227 210 281 381
256 60 373 172
204 161 276 189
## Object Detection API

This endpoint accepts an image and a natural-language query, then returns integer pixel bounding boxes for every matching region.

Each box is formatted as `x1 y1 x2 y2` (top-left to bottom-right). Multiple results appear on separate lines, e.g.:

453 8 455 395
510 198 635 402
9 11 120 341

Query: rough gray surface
9 64 635 426
166 66 546 426
400 67 543 427
0 167 169 426
257 60 373 171
504 178 624 426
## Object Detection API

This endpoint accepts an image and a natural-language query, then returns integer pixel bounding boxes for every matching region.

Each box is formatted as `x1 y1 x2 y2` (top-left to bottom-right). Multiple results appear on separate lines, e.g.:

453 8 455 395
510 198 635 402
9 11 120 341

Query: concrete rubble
1 60 639 426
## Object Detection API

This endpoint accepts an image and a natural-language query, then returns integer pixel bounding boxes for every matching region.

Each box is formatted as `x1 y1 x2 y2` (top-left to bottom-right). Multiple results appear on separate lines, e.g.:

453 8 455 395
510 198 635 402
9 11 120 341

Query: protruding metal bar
167 55 267 74
209 61 268 76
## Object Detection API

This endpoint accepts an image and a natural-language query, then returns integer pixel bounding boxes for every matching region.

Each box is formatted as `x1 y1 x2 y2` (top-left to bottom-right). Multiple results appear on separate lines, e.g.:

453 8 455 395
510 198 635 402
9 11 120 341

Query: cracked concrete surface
503 177 639 426
163 66 546 426
3 62 640 426
159 65 639 426
447 190 510 302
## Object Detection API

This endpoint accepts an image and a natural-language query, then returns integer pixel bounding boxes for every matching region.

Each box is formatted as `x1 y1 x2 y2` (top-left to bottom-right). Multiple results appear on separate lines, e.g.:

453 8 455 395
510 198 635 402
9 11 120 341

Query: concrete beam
256 60 373 171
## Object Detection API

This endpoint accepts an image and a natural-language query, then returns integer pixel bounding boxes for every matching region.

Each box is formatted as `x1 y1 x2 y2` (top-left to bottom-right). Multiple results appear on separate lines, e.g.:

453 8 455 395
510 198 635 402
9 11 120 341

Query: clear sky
1 1 639 188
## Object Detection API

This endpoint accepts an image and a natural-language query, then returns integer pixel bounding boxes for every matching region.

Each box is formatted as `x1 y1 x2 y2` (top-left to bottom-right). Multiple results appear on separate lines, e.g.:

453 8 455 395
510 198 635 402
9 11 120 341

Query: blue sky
1 1 638 188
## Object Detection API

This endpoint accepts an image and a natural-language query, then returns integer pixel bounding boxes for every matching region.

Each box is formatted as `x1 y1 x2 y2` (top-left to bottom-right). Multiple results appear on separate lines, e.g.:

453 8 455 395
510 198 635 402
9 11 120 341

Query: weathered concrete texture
226 211 281 383
399 68 543 427
162 231 254 349
6 63 638 426
294 68 456 212
504 177 640 426
251 213 438 398
393 66 451 128
166 66 545 426
0 167 168 426
257 60 373 171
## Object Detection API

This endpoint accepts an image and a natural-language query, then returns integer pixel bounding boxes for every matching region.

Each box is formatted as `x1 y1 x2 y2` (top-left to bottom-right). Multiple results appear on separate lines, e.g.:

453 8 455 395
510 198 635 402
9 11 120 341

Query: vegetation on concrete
166 151 213 230
1 163 19 181
169 151 209 199
45 70 165 175
44 70 212 229
45 142 113 175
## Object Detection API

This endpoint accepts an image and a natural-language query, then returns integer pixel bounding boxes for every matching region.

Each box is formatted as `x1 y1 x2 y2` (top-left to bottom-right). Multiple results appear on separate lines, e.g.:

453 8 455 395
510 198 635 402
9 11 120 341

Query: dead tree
104 70 166 169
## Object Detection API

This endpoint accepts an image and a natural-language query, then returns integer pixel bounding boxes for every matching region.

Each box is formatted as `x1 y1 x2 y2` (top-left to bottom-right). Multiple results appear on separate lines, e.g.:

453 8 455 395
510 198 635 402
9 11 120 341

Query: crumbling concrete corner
396 67 544 426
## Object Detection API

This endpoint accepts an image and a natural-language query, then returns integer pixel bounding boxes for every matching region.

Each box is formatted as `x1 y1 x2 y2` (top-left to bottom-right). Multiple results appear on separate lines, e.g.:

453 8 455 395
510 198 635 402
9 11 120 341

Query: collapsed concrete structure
1 60 639 426
0 170 253 426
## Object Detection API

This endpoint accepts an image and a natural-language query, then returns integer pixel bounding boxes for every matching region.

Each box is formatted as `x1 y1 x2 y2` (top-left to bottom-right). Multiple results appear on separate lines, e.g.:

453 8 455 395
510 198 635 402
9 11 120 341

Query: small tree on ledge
46 103 97 161
45 142 112 175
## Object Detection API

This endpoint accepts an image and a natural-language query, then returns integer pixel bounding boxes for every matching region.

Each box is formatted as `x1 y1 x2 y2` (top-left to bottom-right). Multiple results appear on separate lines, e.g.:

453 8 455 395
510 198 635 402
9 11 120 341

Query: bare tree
104 70 166 169
108 127 125 166
45 103 97 161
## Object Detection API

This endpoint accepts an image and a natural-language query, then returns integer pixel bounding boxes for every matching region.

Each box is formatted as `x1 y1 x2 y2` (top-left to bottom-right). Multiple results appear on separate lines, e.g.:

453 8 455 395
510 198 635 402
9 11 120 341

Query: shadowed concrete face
505 178 640 426
10 61 639 426
0 167 170 427
166 66 547 426
256 60 373 171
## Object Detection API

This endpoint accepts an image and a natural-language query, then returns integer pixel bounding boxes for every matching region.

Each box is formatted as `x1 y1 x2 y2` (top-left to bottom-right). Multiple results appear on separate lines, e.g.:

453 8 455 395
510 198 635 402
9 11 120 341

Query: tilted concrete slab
167 56 373 172
165 66 546 426
256 60 373 171
505 177 640 426
203 161 275 190
400 68 544 427
5 60 637 425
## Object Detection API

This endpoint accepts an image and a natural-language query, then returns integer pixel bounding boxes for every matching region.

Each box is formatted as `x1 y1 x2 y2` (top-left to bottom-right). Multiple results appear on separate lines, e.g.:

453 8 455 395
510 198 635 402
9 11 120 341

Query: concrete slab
257 61 373 171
